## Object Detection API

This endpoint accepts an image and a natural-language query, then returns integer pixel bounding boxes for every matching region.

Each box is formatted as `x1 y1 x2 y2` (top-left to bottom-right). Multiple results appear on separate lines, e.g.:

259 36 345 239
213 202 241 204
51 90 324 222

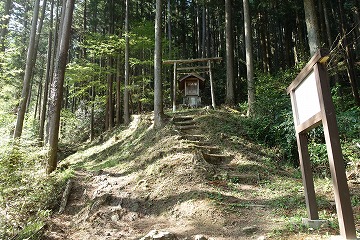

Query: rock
111 213 119 222
194 235 208 240
140 230 178 240
242 226 258 234
257 236 266 240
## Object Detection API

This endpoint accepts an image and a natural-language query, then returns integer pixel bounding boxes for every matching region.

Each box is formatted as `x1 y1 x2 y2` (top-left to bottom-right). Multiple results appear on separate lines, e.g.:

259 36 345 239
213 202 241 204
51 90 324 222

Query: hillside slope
43 109 354 240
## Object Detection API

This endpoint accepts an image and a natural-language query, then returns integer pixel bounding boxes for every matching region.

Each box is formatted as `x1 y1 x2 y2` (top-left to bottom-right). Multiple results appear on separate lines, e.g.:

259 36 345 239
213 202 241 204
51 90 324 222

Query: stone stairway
172 115 230 165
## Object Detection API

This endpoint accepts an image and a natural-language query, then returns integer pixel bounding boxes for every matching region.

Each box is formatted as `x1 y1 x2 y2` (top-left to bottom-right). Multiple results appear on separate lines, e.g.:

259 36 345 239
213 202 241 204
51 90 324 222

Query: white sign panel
294 71 321 125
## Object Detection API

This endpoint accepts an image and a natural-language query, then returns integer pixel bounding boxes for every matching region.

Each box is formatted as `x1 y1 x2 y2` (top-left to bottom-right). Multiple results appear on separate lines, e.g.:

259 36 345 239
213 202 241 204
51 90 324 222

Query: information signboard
287 49 357 240
293 70 321 125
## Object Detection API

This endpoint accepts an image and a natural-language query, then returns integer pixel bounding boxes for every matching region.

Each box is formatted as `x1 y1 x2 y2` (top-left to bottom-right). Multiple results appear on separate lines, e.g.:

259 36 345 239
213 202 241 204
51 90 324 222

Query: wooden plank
296 133 319 220
287 49 329 94
316 63 357 239
173 63 177 112
177 66 210 71
208 60 216 110
295 112 322 133
178 71 209 75
163 57 222 64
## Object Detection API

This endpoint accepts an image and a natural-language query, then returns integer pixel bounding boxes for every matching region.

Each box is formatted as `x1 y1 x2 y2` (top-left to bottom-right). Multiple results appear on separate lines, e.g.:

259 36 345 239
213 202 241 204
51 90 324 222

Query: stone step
202 152 229 165
185 140 211 146
172 116 194 122
179 135 205 141
176 125 197 130
173 120 196 126
193 145 220 154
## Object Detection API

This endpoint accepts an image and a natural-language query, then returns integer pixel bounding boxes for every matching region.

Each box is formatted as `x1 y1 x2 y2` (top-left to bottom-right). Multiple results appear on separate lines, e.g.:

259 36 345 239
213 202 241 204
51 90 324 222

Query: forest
0 0 359 239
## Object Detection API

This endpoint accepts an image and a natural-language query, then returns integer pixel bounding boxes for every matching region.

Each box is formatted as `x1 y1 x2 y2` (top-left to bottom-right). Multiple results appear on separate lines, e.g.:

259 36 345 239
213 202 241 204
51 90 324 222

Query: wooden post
315 63 356 239
297 132 319 219
173 63 177 112
208 60 216 110
290 90 319 220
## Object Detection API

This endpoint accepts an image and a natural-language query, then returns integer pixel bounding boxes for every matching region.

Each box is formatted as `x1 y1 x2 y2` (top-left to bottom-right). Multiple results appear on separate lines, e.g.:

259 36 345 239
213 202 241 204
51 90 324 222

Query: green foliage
235 69 299 162
83 33 125 58
0 140 73 239
60 108 98 145
305 107 359 176
308 141 330 177
336 107 359 140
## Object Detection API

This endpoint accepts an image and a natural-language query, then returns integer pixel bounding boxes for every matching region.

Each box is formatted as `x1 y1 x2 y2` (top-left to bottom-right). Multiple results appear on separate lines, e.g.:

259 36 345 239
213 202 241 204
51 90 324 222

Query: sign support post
287 49 357 239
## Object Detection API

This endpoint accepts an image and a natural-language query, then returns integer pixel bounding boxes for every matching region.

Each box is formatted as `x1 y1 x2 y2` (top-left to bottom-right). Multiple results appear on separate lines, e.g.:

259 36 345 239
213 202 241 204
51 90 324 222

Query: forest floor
42 109 360 240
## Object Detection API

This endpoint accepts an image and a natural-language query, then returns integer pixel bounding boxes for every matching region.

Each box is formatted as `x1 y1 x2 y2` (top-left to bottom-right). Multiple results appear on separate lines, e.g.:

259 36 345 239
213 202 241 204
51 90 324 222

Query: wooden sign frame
287 49 357 239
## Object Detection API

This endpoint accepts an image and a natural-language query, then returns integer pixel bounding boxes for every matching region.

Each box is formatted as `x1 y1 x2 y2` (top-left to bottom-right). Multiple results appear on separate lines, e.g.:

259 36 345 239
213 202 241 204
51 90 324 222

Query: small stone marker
140 230 178 240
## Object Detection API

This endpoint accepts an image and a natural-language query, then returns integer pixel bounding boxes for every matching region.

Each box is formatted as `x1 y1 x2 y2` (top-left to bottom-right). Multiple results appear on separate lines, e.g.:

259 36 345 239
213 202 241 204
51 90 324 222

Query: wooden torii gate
163 57 222 112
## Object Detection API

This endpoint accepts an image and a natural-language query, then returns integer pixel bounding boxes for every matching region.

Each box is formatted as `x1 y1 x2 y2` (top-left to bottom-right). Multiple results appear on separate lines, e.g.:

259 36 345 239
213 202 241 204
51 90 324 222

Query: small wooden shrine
163 57 222 111
178 73 205 107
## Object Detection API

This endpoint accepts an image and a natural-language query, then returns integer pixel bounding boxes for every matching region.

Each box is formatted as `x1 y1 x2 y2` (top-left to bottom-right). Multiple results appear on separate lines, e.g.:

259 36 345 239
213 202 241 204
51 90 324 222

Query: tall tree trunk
0 0 12 51
90 85 95 141
201 4 206 58
243 0 255 116
167 0 172 58
123 0 130 124
225 0 235 105
13 0 41 138
154 0 164 129
196 1 201 57
47 0 75 174
116 53 121 126
34 72 43 120
26 0 48 114
39 20 53 145
303 0 321 56
107 57 114 129
338 0 360 106
322 0 333 48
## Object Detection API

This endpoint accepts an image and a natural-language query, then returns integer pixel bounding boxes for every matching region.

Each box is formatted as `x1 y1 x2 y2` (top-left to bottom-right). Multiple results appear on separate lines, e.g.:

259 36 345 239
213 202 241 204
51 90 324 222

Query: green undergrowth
194 108 359 237
0 140 73 239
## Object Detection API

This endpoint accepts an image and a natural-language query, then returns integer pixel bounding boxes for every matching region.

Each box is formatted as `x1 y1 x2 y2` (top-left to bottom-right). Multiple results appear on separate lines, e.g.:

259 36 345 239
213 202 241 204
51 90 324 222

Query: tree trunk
0 0 12 51
34 73 43 120
116 53 121 126
196 1 201 57
26 0 48 114
107 57 114 129
201 4 206 58
154 0 164 129
243 0 255 116
225 0 235 106
90 85 95 141
123 0 130 124
167 0 172 58
13 0 41 138
303 0 321 56
39 0 54 145
338 0 360 106
47 0 75 174
322 0 333 48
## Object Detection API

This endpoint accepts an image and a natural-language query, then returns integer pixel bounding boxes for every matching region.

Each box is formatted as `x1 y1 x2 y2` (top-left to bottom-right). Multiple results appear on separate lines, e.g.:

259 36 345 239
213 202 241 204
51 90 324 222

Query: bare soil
42 111 358 240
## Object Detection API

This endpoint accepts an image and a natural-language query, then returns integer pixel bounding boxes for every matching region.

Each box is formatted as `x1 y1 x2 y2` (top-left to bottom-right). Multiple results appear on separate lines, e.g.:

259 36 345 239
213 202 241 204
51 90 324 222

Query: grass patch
0 140 73 239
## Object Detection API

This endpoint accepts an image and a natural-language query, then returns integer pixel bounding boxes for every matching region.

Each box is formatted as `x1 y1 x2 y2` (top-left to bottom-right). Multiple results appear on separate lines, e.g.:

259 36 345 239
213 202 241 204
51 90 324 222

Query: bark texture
47 0 75 174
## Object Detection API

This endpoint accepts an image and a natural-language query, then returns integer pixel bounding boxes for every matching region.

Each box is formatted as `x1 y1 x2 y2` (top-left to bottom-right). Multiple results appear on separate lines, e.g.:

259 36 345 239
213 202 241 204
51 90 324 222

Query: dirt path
42 112 335 240
43 165 283 240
